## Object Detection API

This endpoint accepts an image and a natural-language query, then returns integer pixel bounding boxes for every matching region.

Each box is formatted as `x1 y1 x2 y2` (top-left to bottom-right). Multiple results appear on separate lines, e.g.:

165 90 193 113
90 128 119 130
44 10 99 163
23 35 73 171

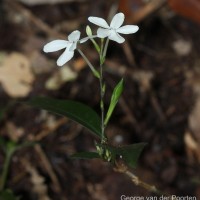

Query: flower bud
86 25 92 36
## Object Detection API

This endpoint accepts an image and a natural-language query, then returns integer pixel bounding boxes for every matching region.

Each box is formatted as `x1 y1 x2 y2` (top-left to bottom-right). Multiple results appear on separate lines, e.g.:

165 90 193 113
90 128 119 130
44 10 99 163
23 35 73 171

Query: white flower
88 12 139 43
43 30 90 66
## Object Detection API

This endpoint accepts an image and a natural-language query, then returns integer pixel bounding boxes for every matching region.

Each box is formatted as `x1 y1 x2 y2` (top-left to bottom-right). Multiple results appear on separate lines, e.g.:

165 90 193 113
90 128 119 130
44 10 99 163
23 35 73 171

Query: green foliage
26 97 101 138
0 137 36 192
0 190 20 200
25 77 145 170
96 143 146 168
104 79 124 126
71 143 146 168
0 137 35 155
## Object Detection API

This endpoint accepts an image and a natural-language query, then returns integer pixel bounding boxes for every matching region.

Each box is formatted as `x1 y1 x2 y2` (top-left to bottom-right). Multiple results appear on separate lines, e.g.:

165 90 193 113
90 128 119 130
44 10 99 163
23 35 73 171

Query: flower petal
69 42 77 51
57 48 74 66
68 30 81 42
117 25 139 34
79 35 97 43
88 17 109 29
97 28 110 38
43 40 68 53
110 13 124 29
109 31 125 43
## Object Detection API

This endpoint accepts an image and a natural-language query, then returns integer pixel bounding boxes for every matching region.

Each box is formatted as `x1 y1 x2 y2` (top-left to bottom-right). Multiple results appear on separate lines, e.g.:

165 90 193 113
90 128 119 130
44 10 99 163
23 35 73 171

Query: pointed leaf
97 142 146 168
70 152 100 159
104 79 124 125
26 97 101 138
114 143 147 168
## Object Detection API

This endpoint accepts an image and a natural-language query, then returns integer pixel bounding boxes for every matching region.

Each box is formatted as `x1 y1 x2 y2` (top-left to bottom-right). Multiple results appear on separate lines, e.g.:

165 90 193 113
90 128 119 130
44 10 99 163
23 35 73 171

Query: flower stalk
0 144 16 191
77 48 100 79
99 56 105 143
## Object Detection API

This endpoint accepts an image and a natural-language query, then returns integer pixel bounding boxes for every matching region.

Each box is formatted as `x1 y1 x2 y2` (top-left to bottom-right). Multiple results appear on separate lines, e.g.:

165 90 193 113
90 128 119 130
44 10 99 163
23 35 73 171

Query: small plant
27 12 157 195
0 136 34 200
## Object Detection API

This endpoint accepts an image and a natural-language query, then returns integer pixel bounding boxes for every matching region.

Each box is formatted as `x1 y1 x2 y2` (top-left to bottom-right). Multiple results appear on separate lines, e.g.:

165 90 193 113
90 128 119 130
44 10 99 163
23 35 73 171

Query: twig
34 118 68 141
26 118 71 199
122 41 137 67
21 158 52 200
114 162 177 199
150 92 166 122
119 97 141 133
113 157 179 200
113 163 160 194
127 0 167 24
34 145 63 195
17 0 87 6
6 0 65 39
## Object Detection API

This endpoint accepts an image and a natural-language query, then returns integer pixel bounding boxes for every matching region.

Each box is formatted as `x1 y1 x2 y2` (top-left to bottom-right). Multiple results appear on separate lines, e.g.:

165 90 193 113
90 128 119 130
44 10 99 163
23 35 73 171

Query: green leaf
114 143 146 168
104 79 124 126
26 97 101 138
70 152 100 159
0 190 20 200
97 143 146 168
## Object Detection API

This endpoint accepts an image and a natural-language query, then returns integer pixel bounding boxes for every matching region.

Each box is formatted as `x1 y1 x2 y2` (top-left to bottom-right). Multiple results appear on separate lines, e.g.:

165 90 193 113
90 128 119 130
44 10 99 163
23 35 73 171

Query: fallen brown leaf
6 122 25 142
0 52 34 97
23 159 51 200
45 66 77 90
184 132 200 163
172 39 192 56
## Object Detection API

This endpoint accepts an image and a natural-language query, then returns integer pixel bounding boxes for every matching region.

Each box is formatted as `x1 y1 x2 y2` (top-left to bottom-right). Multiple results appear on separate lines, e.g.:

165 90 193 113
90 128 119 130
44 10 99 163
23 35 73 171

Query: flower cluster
43 12 139 66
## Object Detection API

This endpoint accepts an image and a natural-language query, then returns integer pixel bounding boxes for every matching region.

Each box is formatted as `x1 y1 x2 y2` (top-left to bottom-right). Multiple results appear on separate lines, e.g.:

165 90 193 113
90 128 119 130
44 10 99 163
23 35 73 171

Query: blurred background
0 0 200 199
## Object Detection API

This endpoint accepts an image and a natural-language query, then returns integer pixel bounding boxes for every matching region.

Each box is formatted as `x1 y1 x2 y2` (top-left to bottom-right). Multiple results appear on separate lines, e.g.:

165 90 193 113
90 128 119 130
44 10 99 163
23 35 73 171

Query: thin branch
114 162 177 199
6 0 65 39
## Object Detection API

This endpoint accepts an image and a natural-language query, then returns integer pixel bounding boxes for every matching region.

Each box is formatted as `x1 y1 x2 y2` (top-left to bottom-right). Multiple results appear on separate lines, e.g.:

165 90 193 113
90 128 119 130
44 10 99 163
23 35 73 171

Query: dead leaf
23 159 51 200
187 69 200 143
185 69 200 163
172 39 192 56
17 0 86 6
73 57 87 72
184 132 200 163
0 52 6 65
189 99 200 143
30 51 54 74
0 52 34 97
168 0 200 24
132 70 154 92
87 183 108 200
45 66 77 90
6 122 25 142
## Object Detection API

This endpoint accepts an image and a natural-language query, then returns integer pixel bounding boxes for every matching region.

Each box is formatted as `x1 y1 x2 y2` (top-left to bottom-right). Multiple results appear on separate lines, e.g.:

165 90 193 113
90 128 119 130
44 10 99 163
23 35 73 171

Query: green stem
0 150 14 191
100 39 104 57
99 39 110 144
99 62 105 143
77 48 100 78
103 38 109 59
